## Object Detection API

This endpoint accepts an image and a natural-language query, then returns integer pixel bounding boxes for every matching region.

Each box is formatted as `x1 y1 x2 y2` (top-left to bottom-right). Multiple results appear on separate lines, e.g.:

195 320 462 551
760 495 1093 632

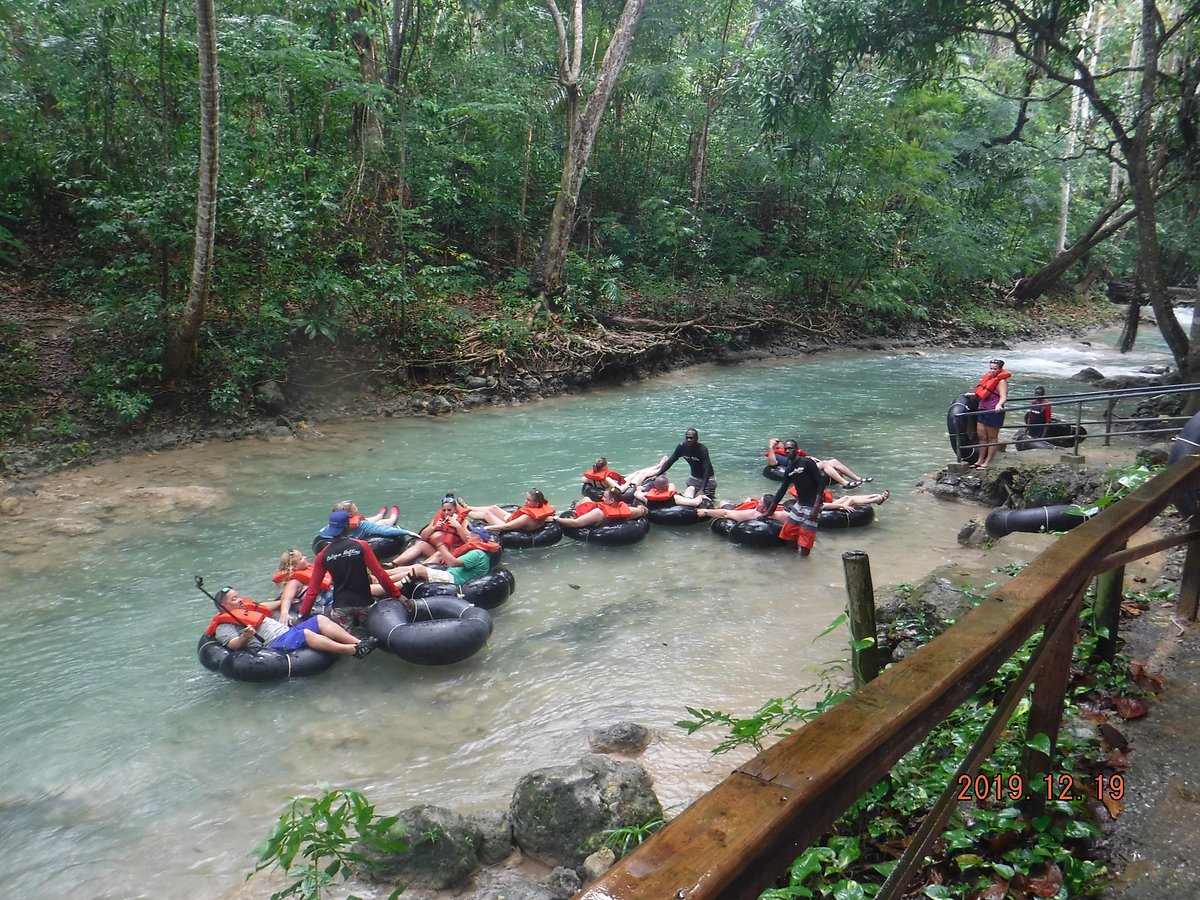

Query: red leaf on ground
971 880 1009 900
1106 749 1132 770
1019 862 1063 897
1128 661 1166 693
1102 792 1124 818
1113 696 1149 720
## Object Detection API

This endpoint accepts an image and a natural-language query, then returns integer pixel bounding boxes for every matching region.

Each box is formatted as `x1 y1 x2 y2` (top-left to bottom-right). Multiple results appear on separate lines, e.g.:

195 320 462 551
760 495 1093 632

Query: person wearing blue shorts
208 587 378 658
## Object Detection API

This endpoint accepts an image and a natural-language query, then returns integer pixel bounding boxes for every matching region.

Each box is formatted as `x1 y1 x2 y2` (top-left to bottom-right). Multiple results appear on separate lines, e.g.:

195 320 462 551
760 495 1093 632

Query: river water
0 319 1183 898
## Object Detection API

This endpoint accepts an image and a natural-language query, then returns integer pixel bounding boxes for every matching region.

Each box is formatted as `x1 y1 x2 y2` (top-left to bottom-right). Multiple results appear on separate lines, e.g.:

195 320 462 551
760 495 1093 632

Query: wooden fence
579 454 1200 900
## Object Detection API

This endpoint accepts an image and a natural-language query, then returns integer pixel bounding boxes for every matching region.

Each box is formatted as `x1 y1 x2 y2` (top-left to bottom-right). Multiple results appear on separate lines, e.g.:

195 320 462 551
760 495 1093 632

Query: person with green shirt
385 542 492 587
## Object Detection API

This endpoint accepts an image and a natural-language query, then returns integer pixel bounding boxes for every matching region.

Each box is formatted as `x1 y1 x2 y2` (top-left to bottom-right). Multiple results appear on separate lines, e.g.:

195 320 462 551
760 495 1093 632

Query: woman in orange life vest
274 548 333 623
973 358 1011 470
467 489 556 533
553 486 649 528
207 586 378 658
582 457 626 493
420 494 475 551
633 475 708 508
766 437 870 488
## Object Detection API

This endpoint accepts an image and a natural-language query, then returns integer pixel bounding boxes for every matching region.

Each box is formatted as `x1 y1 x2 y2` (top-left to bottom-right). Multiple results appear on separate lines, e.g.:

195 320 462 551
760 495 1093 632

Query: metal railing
953 382 1200 460
580 454 1200 900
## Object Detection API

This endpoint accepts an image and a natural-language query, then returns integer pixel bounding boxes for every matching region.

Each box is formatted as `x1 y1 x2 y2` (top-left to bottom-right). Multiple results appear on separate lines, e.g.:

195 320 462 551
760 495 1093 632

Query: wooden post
1092 544 1125 661
1178 533 1200 620
842 551 879 687
1021 590 1082 818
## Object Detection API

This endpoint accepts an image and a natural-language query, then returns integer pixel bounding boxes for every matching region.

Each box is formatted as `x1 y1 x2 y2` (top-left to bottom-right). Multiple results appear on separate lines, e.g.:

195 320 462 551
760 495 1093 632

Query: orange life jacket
272 563 332 590
734 498 759 511
507 502 555 523
453 539 502 556
574 500 601 517
582 468 624 485
600 500 633 519
205 600 276 637
644 487 675 502
974 369 1012 400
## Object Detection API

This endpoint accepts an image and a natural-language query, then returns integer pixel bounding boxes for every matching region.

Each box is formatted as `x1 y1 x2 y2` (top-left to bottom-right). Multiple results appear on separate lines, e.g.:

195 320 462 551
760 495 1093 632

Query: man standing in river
649 428 717 499
761 443 826 556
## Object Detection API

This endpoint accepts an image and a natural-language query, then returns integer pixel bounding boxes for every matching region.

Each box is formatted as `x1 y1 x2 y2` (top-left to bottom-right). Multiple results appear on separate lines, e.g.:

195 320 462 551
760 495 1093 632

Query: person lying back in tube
766 437 872 488
554 486 649 528
207 586 379 659
633 475 708 508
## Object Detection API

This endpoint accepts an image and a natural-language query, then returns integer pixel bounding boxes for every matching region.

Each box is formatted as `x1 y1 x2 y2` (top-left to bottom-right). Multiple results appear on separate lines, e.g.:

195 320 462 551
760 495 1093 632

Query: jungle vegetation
1 0 1198 434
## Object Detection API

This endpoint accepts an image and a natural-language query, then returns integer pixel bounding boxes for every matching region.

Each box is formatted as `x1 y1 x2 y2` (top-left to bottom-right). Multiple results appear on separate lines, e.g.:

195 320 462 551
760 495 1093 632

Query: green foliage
601 815 666 858
250 785 407 900
0 0 1174 421
0 318 39 440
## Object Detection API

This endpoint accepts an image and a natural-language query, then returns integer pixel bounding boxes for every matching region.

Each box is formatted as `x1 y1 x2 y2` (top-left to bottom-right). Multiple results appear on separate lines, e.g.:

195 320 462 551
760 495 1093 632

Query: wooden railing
579 454 1200 900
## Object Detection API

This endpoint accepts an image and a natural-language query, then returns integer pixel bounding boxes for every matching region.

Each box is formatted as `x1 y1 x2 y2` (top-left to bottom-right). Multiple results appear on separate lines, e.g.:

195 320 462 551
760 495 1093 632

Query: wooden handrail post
842 551 879 687
1021 589 1083 818
1092 543 1126 662
1178 531 1200 621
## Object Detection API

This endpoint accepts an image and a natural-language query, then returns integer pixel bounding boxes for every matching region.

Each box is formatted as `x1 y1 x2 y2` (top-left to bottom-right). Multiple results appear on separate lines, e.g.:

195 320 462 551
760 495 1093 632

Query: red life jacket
574 500 601 516
205 600 276 637
644 487 675 502
974 369 1012 400
733 498 759 511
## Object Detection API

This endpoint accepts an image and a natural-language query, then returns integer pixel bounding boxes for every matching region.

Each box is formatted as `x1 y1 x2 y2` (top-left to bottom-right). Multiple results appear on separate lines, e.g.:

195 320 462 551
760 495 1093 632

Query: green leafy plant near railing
682 596 1137 898
249 785 407 900
601 815 667 858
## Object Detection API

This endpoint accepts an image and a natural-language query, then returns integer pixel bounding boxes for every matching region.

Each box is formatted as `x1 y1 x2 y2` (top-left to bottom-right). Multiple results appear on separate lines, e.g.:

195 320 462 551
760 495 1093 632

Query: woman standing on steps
973 358 1011 470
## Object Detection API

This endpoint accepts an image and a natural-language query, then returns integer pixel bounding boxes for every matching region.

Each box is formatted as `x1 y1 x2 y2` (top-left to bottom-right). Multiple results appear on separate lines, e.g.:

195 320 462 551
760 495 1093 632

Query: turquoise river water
0 320 1183 898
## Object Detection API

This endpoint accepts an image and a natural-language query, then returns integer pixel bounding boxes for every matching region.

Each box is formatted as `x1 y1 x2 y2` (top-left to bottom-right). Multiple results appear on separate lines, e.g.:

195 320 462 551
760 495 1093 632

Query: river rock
464 809 513 864
588 722 651 755
355 804 478 890
543 867 583 898
580 846 617 881
1138 442 1172 466
427 395 454 415
1072 366 1105 383
471 869 557 900
509 754 662 868
254 379 287 414
465 376 490 390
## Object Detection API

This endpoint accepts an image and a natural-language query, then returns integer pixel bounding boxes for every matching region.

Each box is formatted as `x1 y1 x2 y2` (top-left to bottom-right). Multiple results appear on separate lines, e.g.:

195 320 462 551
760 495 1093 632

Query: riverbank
1 292 1117 480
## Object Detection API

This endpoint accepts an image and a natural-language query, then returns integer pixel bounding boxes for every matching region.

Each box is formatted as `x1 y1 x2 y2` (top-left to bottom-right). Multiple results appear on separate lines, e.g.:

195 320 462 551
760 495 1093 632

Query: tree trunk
349 3 384 174
1127 0 1187 374
530 0 649 303
163 0 220 380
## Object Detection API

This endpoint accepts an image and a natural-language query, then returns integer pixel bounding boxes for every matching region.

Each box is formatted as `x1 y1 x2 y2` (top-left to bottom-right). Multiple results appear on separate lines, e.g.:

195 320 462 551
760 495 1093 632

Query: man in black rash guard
650 428 716 498
761 444 827 556
300 510 406 628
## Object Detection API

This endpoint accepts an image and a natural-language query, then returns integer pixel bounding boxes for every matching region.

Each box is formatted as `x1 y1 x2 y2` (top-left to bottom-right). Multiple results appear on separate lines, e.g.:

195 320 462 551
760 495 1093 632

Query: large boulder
509 754 662 868
355 804 478 890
